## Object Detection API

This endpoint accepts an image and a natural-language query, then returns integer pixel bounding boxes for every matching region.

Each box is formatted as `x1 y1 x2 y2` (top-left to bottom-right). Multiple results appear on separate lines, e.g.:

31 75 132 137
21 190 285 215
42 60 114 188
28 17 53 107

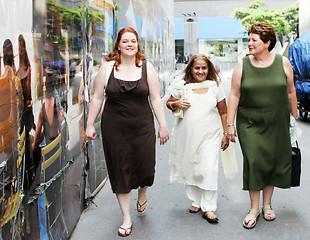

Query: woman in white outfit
166 54 229 223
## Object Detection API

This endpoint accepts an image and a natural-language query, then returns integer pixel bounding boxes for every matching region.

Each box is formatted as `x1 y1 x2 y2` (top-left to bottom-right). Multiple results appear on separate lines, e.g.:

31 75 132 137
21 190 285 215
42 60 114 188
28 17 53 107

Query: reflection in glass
0 39 23 238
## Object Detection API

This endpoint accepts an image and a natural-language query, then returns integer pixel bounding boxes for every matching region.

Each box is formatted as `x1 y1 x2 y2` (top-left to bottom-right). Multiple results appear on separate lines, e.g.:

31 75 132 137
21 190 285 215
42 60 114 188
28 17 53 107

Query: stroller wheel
299 109 308 122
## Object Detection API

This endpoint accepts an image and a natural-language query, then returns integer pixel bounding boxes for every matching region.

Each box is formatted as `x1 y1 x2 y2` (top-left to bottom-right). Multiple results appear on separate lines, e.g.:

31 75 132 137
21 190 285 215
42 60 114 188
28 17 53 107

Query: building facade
299 0 310 35
174 0 297 71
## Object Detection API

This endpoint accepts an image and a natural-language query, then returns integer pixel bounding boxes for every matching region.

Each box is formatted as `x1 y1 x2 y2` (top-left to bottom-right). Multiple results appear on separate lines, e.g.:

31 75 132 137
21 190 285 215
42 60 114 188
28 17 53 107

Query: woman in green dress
227 22 297 229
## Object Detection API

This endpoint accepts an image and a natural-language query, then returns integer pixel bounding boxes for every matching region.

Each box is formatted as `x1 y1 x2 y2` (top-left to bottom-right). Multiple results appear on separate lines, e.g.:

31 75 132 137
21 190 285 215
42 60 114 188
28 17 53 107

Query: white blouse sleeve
171 88 182 99
170 78 184 99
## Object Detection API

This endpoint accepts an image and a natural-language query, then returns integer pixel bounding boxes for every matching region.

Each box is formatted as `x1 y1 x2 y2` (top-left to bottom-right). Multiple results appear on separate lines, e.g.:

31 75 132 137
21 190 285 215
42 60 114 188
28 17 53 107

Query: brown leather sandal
136 199 147 214
118 225 132 237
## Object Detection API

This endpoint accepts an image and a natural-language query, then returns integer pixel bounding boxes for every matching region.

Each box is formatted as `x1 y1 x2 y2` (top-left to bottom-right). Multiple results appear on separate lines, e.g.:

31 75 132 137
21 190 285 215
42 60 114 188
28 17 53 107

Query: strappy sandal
262 205 276 221
243 208 260 229
136 199 147 214
118 225 132 237
202 211 219 224
189 206 200 214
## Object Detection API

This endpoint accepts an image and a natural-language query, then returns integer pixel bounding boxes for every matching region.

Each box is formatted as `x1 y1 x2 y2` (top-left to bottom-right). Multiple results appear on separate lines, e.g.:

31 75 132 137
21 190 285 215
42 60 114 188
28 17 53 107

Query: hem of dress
112 184 154 194
242 184 291 191
170 178 218 191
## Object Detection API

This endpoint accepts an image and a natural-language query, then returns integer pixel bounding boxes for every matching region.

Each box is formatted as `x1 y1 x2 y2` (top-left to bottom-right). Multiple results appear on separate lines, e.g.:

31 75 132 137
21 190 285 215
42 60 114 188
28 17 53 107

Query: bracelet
169 102 176 111
226 123 234 127
223 131 227 136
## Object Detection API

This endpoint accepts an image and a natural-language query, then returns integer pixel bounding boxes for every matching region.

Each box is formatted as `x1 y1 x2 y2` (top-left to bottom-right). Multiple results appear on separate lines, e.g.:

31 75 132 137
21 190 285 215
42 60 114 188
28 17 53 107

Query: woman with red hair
86 27 169 237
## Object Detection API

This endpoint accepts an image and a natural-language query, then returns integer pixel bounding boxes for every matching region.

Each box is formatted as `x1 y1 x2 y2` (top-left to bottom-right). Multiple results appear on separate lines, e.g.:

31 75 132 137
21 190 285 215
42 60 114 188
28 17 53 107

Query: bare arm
33 107 43 149
56 100 63 135
86 63 107 139
217 99 229 150
147 61 169 145
14 75 24 107
283 56 298 118
27 66 31 97
227 59 243 143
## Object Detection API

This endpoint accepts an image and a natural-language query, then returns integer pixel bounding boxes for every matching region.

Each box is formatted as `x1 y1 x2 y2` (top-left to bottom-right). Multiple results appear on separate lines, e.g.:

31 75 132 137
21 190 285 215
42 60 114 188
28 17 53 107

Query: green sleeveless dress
237 54 291 191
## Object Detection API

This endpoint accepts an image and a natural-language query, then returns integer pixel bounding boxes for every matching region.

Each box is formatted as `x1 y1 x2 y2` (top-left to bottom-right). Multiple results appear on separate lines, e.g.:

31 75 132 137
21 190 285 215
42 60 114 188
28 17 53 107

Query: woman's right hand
86 125 97 139
174 99 191 110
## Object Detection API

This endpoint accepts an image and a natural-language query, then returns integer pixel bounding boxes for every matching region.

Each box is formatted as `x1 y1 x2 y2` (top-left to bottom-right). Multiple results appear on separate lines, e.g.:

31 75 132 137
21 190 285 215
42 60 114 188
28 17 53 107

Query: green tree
231 1 299 43
280 3 299 38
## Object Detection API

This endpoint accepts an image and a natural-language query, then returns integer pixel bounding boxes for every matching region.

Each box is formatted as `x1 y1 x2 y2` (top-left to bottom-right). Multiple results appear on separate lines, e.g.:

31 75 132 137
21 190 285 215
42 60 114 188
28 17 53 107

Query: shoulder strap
142 60 147 80
242 55 250 65
276 54 283 64
241 56 250 82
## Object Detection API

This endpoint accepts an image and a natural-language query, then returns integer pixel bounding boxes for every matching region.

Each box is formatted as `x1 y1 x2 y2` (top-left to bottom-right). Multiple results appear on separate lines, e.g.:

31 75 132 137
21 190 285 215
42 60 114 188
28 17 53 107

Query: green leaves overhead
231 1 299 40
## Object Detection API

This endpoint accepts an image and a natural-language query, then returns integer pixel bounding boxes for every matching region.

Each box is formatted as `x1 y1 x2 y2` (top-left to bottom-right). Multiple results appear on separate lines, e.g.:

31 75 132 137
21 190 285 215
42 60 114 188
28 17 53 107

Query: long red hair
104 27 145 70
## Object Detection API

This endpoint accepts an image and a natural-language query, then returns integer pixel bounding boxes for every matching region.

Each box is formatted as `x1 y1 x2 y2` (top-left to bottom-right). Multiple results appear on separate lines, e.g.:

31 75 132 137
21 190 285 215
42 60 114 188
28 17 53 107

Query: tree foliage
46 0 105 31
280 3 299 37
230 1 299 42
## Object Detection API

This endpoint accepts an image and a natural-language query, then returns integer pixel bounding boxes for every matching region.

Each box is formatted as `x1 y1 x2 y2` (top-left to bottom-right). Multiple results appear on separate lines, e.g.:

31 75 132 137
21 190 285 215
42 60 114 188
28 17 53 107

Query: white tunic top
169 80 225 190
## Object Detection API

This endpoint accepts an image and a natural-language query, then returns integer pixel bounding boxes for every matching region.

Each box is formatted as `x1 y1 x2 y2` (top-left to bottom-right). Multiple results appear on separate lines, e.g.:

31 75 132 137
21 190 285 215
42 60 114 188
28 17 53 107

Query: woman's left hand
221 135 229 151
158 126 169 145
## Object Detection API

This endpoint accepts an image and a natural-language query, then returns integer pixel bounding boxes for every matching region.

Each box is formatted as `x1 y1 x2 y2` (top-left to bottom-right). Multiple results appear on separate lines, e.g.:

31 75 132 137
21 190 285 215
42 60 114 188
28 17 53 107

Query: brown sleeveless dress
101 60 156 193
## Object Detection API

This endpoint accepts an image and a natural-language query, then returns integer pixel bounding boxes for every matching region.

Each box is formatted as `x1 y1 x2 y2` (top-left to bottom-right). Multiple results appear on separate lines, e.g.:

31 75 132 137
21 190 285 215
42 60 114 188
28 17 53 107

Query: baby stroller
288 30 310 121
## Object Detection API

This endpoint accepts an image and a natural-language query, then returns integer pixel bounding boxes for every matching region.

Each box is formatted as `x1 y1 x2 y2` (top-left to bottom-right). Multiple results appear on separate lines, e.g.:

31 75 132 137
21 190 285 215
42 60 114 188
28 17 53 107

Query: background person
86 27 169 237
32 73 62 150
166 54 229 224
226 22 298 229
31 72 63 235
0 39 23 180
17 34 36 187
183 53 190 64
17 34 36 235
0 39 23 230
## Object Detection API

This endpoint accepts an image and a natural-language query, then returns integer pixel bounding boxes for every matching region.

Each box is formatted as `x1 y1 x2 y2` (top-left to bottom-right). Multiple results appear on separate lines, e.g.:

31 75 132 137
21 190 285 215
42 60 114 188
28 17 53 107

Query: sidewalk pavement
70 83 310 240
